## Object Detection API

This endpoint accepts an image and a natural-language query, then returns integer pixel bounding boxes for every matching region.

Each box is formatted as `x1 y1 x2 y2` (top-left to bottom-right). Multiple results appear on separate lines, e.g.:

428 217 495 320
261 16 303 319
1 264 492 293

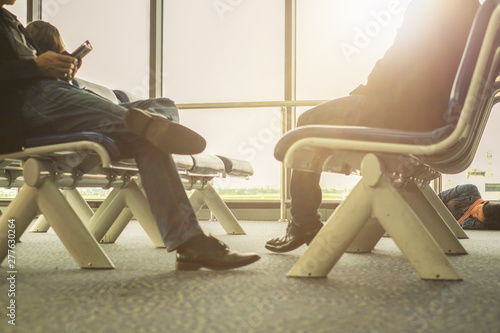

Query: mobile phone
71 40 93 59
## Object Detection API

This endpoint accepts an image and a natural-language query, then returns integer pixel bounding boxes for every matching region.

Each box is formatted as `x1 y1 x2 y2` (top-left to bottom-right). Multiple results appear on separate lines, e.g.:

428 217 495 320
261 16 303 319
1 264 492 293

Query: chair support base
287 154 464 281
0 181 114 269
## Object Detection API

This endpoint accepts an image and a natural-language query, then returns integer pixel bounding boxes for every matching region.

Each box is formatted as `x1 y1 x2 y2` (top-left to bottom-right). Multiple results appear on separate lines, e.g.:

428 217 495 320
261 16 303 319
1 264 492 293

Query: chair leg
124 181 165 248
0 186 38 265
93 184 163 246
400 183 467 255
199 183 245 235
421 185 469 239
346 217 385 253
86 188 127 243
374 181 461 280
100 208 134 244
36 179 114 269
64 189 95 225
288 180 374 278
189 189 205 215
30 214 50 233
29 189 95 233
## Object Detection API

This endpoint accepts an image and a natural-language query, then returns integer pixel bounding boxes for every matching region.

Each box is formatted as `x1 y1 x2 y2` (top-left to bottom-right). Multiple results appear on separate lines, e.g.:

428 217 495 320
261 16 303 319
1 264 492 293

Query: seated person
25 20 66 54
438 184 500 230
266 0 481 252
25 20 179 122
0 1 260 270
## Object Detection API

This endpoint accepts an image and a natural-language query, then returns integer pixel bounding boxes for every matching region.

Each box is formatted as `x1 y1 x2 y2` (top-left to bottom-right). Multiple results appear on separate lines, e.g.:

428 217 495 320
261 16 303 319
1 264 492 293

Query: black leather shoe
123 108 206 155
265 221 323 253
176 235 260 271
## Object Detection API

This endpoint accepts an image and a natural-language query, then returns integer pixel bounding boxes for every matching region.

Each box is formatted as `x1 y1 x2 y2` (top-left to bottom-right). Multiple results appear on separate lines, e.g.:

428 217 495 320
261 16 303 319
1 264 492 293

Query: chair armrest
216 155 254 177
273 124 460 175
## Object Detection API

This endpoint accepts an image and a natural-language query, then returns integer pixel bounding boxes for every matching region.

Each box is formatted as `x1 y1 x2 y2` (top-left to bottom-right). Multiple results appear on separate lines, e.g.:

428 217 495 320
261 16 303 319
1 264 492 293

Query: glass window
442 104 500 200
41 0 150 97
163 0 285 198
163 0 284 103
6 1 27 25
181 107 282 198
296 0 411 100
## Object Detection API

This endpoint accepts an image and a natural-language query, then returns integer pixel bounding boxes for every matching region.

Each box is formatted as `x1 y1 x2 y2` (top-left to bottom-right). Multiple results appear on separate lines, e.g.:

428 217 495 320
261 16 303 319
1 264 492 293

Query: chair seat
274 124 455 162
172 154 194 173
217 155 254 177
191 154 225 176
25 132 122 161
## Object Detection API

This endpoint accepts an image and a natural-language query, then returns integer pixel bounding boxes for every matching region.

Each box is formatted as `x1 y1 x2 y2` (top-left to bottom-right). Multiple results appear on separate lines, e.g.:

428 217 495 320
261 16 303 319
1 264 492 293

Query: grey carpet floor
1 220 499 333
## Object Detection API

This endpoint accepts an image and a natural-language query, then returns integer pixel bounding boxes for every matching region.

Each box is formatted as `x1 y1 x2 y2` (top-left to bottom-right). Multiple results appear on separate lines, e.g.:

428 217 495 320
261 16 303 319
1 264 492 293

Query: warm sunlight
297 0 411 98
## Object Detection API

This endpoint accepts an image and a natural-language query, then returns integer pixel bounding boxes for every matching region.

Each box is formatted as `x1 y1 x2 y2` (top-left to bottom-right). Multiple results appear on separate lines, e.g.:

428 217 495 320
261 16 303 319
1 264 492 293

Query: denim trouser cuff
166 227 204 252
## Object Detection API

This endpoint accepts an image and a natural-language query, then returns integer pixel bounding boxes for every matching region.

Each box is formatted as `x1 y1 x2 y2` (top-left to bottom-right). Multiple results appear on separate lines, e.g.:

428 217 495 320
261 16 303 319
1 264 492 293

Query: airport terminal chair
274 0 500 280
0 133 128 269
0 86 253 269
26 152 252 243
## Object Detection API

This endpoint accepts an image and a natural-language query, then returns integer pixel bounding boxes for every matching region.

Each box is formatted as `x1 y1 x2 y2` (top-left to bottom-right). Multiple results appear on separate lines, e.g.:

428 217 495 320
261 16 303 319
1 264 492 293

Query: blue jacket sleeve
0 22 43 86
438 184 480 204
0 57 41 83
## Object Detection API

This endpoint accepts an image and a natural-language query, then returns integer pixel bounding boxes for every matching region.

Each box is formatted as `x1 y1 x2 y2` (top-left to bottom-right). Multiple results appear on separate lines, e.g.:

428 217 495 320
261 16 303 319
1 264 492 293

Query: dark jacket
438 184 483 229
351 0 480 132
0 8 43 154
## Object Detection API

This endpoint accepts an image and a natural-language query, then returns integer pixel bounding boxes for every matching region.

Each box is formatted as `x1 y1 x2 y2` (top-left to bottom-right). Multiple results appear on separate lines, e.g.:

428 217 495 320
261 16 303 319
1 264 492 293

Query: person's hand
69 56 81 79
34 51 78 80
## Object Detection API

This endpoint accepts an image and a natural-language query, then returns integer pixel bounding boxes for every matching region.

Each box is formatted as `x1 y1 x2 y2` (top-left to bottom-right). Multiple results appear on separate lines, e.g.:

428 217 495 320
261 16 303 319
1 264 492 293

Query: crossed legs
22 79 260 270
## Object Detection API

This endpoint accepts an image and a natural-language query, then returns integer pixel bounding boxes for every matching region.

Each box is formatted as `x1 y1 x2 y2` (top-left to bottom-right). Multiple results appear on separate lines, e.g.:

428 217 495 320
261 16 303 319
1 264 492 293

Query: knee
297 111 315 127
296 101 333 127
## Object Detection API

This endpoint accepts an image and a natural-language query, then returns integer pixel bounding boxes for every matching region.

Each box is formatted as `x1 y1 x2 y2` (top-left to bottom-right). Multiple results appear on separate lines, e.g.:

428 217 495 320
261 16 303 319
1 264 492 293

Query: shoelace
269 222 295 243
207 235 229 251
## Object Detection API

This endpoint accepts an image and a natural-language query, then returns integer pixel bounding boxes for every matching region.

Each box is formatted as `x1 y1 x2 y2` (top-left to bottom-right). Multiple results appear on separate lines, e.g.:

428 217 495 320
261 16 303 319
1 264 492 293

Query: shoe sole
124 108 206 155
265 241 308 253
176 255 261 271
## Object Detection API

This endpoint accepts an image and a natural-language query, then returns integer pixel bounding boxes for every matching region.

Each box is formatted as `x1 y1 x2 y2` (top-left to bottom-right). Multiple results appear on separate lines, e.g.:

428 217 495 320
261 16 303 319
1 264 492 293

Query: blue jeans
290 95 367 227
21 79 203 250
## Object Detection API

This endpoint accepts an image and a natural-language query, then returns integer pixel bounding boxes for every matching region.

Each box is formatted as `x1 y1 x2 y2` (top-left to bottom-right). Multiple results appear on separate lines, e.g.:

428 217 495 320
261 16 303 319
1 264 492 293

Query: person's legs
290 95 367 226
22 79 259 269
121 97 180 123
22 80 128 137
136 145 260 271
22 80 201 243
266 94 368 253
123 108 206 155
289 170 322 227
134 143 203 249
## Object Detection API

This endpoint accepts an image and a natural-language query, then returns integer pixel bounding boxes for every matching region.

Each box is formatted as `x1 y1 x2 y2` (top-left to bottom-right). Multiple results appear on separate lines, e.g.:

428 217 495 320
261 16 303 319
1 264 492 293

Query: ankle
291 219 323 230
176 234 208 253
